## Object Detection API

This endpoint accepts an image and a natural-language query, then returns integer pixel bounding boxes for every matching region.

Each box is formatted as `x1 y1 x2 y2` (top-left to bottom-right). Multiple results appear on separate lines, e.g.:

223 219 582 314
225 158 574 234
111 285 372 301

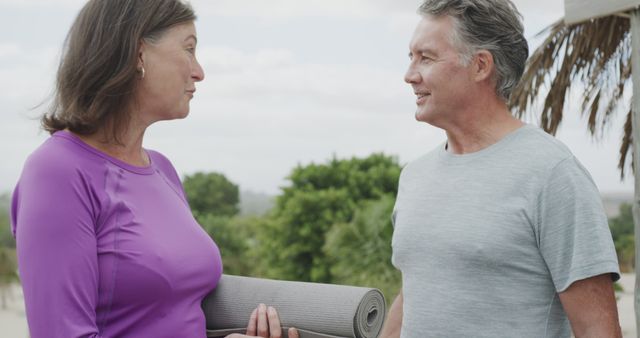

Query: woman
10 1 297 337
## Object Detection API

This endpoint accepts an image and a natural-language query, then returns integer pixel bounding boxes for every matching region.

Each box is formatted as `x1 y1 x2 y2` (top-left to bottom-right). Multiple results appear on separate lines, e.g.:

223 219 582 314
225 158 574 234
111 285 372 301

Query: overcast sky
0 0 633 196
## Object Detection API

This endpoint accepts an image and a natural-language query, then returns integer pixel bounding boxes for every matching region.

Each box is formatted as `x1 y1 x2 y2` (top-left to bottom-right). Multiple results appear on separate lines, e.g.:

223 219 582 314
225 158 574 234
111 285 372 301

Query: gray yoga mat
202 275 386 338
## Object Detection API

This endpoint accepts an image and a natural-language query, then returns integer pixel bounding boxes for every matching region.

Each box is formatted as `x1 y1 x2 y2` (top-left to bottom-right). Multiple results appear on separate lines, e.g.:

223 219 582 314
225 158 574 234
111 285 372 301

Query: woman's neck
70 124 149 167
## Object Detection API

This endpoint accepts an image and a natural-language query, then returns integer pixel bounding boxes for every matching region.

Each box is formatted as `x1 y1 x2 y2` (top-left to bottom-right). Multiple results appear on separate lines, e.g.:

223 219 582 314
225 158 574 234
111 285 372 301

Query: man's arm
558 274 621 338
380 289 403 338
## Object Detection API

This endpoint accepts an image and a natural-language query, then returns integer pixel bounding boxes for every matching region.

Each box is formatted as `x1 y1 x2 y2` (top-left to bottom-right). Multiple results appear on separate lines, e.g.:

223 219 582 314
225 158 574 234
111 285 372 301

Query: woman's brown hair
42 0 196 143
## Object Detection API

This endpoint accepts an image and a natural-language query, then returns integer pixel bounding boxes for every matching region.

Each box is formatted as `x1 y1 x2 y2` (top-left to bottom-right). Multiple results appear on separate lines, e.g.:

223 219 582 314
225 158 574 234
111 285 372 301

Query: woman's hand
226 303 299 338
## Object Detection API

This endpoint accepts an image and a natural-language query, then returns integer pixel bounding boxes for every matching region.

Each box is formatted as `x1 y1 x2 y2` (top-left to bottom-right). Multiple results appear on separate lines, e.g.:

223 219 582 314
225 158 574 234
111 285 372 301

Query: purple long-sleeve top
11 130 223 338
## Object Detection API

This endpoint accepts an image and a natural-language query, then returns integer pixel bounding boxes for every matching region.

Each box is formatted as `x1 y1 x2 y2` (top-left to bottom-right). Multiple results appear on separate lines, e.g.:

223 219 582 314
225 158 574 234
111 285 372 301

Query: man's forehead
409 17 453 52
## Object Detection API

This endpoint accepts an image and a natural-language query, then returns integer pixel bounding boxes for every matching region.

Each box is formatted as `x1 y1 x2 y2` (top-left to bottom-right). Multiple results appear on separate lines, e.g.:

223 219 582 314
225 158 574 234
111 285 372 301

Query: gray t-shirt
391 124 620 338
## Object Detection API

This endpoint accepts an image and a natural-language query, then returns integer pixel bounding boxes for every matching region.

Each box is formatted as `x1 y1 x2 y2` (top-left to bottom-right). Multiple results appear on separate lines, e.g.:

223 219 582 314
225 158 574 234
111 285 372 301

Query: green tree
198 214 265 276
610 203 635 272
325 195 401 301
182 172 258 275
259 188 354 282
0 248 18 309
0 193 14 249
0 193 18 310
183 172 239 218
283 153 400 202
256 153 401 283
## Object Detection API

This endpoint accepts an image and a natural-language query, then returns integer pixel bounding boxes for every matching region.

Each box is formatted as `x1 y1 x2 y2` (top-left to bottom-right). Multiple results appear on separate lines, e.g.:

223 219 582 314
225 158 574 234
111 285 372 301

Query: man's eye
421 56 433 63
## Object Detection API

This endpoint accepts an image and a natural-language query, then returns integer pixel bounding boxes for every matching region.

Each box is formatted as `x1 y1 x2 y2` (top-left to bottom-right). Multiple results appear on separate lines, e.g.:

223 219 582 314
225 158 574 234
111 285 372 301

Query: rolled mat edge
202 275 386 338
206 327 347 338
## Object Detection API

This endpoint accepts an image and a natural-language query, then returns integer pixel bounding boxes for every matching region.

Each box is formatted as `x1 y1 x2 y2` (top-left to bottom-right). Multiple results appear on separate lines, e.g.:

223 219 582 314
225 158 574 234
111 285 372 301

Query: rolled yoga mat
202 274 386 338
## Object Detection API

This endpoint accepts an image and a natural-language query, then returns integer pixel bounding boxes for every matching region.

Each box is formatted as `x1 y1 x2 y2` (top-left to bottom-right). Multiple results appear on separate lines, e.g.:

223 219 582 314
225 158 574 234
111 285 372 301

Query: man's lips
415 92 430 104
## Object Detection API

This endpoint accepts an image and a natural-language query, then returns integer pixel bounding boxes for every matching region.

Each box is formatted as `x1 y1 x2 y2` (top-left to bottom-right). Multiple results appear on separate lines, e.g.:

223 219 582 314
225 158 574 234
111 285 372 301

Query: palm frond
509 16 632 177
620 108 633 178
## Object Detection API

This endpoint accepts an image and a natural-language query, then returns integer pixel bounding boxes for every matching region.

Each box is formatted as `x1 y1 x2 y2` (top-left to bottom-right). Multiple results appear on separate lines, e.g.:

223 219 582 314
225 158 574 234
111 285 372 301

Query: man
381 0 622 337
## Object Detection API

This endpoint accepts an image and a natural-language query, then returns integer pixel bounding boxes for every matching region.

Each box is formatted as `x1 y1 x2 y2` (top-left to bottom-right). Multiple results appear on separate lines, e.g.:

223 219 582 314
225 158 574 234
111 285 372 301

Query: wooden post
565 0 640 24
630 9 640 336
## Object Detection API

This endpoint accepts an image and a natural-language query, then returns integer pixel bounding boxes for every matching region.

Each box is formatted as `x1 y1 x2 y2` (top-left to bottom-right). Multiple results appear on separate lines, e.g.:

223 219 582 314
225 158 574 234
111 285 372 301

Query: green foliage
256 153 401 283
260 188 354 282
181 155 403 293
0 248 17 284
183 172 240 218
197 214 263 276
0 222 13 249
282 153 400 202
0 193 15 248
0 247 18 309
325 195 401 301
239 190 274 216
609 203 635 272
183 172 254 275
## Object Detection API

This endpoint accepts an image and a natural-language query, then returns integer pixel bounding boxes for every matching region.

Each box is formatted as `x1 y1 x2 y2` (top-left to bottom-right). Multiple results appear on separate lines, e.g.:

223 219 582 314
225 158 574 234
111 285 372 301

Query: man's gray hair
419 0 528 101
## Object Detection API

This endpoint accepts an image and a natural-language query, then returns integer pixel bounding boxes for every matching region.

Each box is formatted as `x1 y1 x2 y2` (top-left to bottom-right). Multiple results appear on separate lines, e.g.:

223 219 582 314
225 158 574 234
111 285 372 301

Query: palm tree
511 15 632 174
508 13 639 331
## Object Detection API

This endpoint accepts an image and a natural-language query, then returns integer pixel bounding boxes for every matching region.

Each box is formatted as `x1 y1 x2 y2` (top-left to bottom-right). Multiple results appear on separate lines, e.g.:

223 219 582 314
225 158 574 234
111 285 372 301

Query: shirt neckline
54 130 156 175
437 124 534 163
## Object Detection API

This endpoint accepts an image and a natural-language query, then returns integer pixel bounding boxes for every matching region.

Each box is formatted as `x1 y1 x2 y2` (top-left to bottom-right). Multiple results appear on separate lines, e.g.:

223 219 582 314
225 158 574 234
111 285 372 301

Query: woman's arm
12 162 101 338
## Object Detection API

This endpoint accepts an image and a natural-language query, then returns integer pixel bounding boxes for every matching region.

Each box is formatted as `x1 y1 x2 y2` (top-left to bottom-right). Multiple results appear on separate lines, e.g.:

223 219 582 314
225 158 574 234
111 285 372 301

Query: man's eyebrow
418 48 436 55
185 34 198 43
409 48 437 58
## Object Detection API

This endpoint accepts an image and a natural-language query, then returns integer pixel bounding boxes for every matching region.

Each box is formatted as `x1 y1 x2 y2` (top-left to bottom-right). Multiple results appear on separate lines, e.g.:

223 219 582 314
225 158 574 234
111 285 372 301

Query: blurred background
0 0 635 337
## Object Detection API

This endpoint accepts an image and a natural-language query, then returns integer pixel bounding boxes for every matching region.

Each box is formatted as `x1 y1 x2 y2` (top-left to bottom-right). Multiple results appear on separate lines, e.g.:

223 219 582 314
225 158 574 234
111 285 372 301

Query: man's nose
404 66 421 84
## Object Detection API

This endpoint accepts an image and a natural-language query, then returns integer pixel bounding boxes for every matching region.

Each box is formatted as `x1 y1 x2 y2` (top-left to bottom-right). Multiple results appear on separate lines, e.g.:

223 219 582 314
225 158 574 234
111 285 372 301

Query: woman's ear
472 50 494 82
137 41 147 69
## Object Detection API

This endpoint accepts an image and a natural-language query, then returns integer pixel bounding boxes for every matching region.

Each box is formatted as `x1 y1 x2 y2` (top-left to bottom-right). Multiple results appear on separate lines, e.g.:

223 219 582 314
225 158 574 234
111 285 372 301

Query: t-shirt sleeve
11 159 101 338
536 156 620 293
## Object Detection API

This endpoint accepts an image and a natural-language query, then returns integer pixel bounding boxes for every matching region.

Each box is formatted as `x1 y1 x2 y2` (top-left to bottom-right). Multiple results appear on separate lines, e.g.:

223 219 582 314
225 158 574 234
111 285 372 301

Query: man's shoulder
399 125 579 176
404 143 444 169
396 145 442 184
510 125 574 166
516 124 571 153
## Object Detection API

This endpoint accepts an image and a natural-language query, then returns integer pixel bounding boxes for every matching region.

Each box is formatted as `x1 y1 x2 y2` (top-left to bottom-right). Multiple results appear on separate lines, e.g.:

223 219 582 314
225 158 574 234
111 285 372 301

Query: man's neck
443 99 524 155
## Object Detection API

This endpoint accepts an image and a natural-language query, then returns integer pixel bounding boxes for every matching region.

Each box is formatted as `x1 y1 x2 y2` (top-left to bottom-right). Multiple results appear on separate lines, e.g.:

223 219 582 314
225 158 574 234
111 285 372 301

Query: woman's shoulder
147 149 179 176
21 132 106 183
146 149 183 185
146 149 173 169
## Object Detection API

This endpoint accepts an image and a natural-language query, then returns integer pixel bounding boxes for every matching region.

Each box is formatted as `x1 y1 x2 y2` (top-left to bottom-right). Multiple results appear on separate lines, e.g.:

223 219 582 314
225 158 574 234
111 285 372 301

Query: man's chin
414 110 444 129
414 110 430 123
